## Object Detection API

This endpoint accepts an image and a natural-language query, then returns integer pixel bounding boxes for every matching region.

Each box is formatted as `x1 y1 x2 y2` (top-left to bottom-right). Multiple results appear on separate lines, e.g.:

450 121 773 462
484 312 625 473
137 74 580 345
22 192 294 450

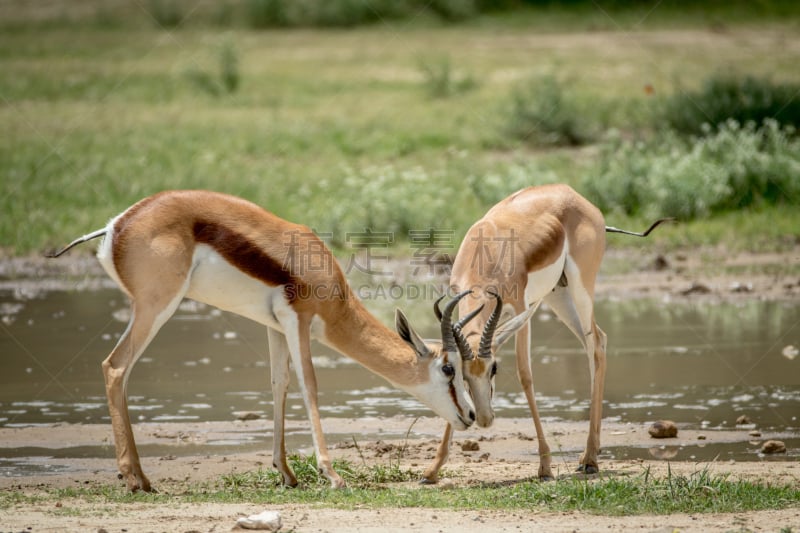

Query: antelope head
439 290 536 428
395 290 478 430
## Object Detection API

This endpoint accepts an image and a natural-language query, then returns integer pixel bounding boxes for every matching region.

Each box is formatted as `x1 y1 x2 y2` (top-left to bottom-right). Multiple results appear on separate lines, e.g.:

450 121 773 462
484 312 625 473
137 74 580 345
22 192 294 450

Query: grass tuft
4 465 797 515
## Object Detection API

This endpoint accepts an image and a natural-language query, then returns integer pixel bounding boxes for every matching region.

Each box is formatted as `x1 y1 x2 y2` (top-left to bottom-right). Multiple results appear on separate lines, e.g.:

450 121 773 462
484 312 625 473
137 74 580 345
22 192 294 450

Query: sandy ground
1 417 799 532
1 246 799 531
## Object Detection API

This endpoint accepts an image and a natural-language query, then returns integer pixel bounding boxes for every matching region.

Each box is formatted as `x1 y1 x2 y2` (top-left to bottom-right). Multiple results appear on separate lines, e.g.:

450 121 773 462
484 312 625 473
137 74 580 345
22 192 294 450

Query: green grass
1 3 799 256
2 458 798 515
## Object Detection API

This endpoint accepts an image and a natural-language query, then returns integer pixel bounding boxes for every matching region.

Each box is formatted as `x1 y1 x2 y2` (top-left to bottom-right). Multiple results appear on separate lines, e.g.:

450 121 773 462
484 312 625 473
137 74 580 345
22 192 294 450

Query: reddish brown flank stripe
193 220 300 297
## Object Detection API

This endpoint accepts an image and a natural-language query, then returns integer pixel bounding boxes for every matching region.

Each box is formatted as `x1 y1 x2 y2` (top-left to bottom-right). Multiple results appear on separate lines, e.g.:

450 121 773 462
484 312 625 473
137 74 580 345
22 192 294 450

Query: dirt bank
2 246 800 301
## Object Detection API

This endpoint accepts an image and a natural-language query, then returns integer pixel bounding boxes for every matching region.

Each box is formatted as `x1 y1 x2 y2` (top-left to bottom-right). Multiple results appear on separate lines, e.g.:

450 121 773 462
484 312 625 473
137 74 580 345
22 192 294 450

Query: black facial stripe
444 353 465 415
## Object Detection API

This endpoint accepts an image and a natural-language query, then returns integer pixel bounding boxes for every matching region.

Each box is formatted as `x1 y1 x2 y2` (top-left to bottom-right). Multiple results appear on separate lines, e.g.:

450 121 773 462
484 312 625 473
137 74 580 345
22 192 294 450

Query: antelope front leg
421 423 453 484
280 311 345 488
267 327 298 487
515 322 553 480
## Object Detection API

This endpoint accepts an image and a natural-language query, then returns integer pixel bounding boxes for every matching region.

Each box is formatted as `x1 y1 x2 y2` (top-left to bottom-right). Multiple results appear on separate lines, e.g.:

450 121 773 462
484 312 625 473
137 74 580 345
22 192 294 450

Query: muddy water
1 287 798 464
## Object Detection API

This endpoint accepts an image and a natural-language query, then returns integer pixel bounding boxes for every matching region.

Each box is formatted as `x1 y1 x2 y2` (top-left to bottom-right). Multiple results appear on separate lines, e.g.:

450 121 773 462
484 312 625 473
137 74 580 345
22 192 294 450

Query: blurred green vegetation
1 1 799 255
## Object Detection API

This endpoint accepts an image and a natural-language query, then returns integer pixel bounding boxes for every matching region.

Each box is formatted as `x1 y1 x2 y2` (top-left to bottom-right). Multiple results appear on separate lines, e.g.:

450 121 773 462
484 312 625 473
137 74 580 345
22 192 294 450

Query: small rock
648 420 678 439
236 510 282 531
234 411 261 421
681 282 711 295
652 254 670 271
761 440 787 454
736 415 752 425
373 441 394 457
729 281 753 293
461 439 480 452
697 435 707 440
782 345 798 361
748 430 761 437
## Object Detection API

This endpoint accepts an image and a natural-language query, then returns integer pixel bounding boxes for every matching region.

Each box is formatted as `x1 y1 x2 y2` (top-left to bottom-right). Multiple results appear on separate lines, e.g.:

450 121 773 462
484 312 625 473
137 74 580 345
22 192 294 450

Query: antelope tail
605 218 673 238
45 229 107 258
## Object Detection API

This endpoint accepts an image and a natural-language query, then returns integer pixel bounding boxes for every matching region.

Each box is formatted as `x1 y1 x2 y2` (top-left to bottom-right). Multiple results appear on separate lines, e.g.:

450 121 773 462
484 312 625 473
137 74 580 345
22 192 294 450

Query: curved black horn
440 290 471 353
453 303 484 361
433 294 446 323
478 291 503 358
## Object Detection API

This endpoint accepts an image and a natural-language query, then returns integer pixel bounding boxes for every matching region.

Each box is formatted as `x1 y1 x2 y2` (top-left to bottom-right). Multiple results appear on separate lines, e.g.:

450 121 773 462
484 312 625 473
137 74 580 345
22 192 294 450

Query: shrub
662 75 800 135
505 75 593 146
582 119 800 220
418 56 477 99
148 0 184 28
245 0 414 28
295 165 460 244
467 161 560 206
428 0 479 21
289 160 562 246
183 40 240 96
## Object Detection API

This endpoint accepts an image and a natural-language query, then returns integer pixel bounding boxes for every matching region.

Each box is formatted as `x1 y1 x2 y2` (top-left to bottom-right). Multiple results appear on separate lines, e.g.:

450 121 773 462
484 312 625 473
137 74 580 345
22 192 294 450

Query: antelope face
462 348 498 428
395 291 478 431
452 292 537 429
410 343 476 431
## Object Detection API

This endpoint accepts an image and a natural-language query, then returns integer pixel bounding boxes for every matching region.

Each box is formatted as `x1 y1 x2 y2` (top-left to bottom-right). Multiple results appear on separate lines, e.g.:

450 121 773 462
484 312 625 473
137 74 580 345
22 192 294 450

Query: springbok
49 190 478 492
421 184 670 483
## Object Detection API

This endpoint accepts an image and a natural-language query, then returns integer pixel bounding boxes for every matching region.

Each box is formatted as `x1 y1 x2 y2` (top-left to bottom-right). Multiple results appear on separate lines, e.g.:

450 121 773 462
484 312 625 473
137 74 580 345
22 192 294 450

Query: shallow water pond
1 287 798 467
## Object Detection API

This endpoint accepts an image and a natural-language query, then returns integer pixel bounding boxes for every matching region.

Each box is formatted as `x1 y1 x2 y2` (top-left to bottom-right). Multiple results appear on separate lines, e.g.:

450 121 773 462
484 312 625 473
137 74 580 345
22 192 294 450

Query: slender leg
514 317 553 480
580 323 606 474
278 310 344 488
267 327 297 487
545 281 606 474
421 423 453 484
102 294 184 492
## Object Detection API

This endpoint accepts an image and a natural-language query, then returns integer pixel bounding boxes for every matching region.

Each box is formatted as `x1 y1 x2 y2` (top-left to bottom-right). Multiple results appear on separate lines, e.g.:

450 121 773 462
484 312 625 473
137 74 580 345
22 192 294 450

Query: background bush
662 75 800 136
505 75 594 146
244 0 479 28
582 120 800 220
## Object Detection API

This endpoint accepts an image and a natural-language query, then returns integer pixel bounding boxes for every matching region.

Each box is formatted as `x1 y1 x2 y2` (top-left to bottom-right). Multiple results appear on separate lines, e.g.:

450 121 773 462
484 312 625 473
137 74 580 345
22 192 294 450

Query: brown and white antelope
49 190 478 492
421 184 670 483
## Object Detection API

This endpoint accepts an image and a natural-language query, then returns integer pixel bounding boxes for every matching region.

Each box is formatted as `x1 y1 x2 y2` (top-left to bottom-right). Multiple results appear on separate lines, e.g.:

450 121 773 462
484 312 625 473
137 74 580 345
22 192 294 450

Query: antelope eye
490 362 498 378
442 363 455 378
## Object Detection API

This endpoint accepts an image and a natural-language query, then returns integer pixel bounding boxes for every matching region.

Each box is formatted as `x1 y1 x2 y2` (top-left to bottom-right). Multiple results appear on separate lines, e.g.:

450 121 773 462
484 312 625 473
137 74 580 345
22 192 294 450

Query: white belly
186 244 284 329
524 240 568 304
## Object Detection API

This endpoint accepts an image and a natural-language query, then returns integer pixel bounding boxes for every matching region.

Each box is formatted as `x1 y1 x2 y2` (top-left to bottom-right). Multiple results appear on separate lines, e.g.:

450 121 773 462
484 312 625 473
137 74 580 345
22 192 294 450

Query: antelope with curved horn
422 184 671 483
48 190 477 492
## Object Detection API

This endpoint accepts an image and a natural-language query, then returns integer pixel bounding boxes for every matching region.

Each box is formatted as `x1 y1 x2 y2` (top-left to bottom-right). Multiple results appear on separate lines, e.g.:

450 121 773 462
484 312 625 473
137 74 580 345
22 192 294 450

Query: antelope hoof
123 473 153 493
538 474 554 482
577 464 599 475
419 477 437 485
281 475 298 488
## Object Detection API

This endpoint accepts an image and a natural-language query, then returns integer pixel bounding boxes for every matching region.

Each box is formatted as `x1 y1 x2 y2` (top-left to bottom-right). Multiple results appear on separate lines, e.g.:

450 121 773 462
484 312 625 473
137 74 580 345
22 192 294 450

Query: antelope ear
491 305 538 350
395 309 432 358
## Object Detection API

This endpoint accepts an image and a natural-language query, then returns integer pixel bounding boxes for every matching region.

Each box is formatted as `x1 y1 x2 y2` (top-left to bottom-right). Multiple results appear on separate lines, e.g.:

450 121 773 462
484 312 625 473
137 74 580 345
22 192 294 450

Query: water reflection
1 289 798 436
